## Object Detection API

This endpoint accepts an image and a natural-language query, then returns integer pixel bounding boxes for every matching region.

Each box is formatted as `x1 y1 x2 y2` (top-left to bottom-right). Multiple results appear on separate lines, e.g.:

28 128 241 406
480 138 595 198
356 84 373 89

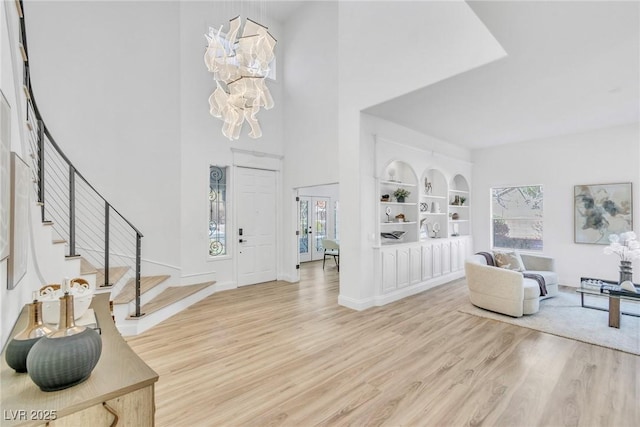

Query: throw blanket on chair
524 273 548 296
476 252 495 267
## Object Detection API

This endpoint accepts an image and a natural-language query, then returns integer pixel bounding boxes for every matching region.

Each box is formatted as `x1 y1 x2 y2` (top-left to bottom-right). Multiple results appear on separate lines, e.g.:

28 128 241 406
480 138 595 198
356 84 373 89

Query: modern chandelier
204 16 276 140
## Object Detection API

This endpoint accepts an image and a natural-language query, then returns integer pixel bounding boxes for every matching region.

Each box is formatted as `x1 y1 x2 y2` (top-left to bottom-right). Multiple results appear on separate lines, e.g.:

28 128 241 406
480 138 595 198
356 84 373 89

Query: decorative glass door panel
313 199 328 260
299 197 311 262
299 196 331 262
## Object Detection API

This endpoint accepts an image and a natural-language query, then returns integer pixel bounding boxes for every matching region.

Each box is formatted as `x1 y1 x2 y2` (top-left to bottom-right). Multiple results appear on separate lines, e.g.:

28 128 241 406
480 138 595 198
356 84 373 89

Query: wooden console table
1 293 158 426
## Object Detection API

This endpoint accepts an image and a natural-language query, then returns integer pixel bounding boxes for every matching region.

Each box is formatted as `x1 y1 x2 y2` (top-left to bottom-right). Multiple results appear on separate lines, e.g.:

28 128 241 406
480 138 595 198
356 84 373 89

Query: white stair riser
63 257 82 280
131 278 171 308
30 203 82 283
116 283 218 336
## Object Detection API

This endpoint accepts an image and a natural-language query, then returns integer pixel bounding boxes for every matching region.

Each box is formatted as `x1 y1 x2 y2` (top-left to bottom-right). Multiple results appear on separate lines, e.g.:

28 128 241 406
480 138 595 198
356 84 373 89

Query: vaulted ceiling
363 1 640 149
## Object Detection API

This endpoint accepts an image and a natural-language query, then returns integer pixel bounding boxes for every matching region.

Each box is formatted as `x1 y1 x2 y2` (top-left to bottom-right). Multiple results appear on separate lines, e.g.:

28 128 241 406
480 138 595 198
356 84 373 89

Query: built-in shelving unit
372 136 473 308
448 174 470 237
378 161 419 245
379 166 472 243
419 169 448 240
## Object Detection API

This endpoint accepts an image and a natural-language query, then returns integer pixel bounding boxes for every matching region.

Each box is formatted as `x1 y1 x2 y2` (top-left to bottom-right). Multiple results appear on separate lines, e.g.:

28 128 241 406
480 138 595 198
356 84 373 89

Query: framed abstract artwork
0 90 10 261
574 182 632 244
8 153 30 289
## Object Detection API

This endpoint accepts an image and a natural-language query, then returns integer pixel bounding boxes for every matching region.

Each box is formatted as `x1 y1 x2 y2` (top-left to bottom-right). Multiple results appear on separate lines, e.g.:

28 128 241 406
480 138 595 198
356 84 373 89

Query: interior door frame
310 196 331 261
298 195 334 262
298 196 313 262
231 149 283 287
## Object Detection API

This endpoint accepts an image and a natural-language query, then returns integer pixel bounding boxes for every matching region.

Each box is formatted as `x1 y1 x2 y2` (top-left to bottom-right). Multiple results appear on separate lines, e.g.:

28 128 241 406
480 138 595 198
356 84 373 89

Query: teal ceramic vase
26 293 102 392
5 299 53 373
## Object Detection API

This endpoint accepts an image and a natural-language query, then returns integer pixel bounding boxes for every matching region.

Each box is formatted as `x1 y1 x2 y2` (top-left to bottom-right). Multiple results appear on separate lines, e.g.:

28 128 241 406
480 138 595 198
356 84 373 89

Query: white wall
337 0 507 307
178 1 286 285
1 0 55 346
280 1 338 281
283 1 338 188
299 183 339 199
471 123 640 286
24 1 182 271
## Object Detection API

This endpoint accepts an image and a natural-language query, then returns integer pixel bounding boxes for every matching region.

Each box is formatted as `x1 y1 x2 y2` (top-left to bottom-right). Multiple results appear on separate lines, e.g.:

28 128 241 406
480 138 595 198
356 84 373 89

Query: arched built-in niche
378 160 418 244
419 169 448 239
448 174 470 237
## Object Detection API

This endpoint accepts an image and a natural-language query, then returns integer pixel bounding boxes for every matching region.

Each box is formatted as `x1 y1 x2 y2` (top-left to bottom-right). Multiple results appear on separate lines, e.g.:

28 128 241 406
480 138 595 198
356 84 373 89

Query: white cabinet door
442 241 451 274
451 239 460 272
421 243 433 281
382 249 397 292
433 243 442 276
410 246 422 285
397 247 410 288
458 238 467 271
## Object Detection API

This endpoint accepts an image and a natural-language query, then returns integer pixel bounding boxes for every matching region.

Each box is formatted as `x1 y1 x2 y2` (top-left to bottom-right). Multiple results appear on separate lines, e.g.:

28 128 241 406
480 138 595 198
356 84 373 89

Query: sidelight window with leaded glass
209 166 227 257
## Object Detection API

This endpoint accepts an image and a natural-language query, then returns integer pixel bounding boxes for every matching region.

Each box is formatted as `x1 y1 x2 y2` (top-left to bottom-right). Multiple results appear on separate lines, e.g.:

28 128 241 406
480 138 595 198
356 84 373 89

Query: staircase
12 0 217 335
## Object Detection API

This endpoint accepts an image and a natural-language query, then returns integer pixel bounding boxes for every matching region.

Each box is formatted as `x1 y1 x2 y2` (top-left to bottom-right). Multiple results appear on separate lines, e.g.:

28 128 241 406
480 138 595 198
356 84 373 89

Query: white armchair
465 252 558 317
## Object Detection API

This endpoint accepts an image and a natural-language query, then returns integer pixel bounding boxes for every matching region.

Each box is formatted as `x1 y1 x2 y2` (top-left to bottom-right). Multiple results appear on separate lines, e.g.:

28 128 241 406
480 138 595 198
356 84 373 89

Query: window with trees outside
209 166 227 257
491 185 543 250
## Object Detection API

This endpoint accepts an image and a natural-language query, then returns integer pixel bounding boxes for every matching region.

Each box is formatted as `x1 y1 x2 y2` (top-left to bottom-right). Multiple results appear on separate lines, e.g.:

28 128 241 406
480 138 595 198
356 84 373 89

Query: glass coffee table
577 277 640 328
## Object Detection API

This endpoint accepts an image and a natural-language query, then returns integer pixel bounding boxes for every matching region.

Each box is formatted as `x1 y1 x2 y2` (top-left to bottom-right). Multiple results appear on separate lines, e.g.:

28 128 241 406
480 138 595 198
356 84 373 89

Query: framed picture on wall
0 90 10 261
8 153 30 289
574 182 633 245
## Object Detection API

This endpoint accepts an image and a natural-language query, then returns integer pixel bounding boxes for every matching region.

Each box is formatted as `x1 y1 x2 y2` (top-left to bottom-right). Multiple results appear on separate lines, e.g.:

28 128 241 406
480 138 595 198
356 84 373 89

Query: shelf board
421 195 447 199
380 202 417 206
420 212 446 216
449 205 469 208
450 220 469 223
449 189 469 194
380 180 416 187
381 221 417 225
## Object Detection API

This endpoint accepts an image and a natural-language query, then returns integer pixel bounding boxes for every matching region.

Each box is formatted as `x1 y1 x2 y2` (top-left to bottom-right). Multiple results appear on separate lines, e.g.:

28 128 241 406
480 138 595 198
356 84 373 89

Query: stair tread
130 282 215 318
80 258 98 275
96 266 130 288
113 274 170 305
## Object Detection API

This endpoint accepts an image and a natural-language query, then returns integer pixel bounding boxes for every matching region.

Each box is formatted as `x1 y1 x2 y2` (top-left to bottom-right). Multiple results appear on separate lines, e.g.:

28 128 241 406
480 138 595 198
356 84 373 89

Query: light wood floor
127 262 639 427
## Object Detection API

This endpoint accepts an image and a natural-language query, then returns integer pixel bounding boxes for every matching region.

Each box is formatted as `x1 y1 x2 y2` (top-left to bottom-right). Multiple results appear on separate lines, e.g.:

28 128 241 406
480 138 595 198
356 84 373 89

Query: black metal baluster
104 202 110 287
37 120 45 221
132 233 144 318
68 165 76 256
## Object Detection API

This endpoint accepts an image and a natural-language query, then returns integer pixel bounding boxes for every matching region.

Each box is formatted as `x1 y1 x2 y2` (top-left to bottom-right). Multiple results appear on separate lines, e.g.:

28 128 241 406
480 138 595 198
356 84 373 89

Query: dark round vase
26 328 102 391
5 300 53 373
26 293 102 392
6 337 41 373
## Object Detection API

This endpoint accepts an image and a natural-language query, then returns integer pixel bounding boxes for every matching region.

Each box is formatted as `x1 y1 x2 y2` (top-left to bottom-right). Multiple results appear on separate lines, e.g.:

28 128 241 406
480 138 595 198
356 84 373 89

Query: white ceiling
363 1 640 149
262 0 306 23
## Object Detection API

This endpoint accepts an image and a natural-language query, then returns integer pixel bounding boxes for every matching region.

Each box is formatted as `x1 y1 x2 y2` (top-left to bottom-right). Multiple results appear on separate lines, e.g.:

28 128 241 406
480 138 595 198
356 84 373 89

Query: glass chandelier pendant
204 16 276 140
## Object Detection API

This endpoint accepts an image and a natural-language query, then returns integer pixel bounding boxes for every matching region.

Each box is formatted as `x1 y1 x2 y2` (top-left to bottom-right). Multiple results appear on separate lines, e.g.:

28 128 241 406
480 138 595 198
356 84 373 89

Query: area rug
458 290 640 355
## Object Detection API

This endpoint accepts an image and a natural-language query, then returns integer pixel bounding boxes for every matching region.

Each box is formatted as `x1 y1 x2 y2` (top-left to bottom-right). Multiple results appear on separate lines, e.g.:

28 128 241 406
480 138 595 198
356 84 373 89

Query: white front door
236 167 277 286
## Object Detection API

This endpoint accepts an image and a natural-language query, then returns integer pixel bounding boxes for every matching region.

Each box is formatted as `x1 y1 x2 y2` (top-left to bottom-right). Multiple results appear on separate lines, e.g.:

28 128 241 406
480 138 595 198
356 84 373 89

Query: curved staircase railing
15 0 144 317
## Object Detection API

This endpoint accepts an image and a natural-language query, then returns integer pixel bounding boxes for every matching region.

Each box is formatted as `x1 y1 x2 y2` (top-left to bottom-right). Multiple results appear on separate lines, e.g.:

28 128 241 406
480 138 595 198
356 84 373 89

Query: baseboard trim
338 295 375 311
374 271 465 306
180 272 217 285
278 273 299 283
214 281 236 292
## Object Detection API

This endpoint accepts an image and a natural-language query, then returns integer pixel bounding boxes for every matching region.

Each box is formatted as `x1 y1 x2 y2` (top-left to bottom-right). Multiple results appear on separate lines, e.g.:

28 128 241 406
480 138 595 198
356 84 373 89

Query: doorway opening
297 184 339 263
